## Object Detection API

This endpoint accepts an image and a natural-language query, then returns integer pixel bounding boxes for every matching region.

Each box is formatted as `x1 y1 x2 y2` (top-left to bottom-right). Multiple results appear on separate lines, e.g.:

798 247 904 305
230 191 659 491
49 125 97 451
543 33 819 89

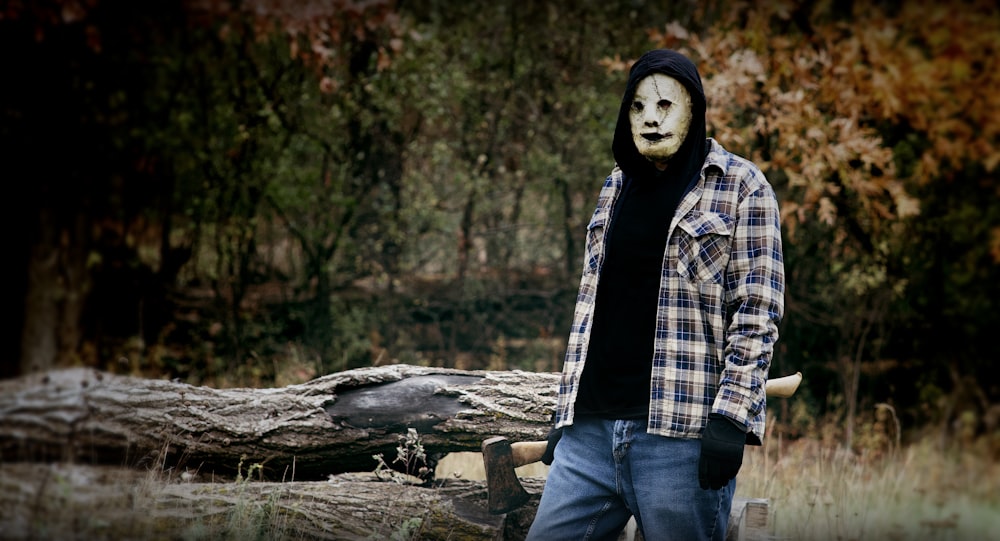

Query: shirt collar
702 138 729 177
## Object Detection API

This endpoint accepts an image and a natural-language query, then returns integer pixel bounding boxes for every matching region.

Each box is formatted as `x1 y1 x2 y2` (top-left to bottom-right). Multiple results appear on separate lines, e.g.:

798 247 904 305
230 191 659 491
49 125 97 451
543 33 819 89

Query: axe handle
765 371 802 398
509 372 803 468
511 440 549 469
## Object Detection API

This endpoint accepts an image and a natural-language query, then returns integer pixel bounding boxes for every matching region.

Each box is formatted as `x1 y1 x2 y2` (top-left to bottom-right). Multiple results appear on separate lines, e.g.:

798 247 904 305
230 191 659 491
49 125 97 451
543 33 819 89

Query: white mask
629 73 692 162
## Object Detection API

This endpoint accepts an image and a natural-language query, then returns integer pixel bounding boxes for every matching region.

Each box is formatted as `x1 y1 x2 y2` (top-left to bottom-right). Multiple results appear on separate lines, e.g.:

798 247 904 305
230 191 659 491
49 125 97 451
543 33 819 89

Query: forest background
2 0 998 460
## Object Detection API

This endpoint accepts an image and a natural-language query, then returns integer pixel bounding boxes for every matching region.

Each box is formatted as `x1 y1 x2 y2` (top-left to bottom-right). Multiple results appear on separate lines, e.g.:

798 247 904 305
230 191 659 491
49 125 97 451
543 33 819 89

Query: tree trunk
18 207 62 375
0 461 545 541
0 365 768 541
0 461 766 541
0 364 557 481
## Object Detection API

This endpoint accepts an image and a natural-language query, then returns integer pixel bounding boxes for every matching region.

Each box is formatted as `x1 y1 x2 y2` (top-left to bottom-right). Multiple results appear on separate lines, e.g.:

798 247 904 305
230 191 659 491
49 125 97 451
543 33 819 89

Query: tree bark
18 207 61 375
0 462 764 541
0 462 545 541
0 366 768 541
0 364 558 481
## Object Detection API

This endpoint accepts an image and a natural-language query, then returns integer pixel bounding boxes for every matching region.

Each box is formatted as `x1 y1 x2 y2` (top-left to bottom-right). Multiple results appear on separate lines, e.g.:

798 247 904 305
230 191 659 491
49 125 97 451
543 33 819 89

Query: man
526 49 785 541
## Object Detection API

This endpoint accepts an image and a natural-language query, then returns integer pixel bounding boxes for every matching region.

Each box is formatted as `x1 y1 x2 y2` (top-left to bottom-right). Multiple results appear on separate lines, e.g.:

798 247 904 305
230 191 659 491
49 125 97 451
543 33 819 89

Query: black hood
611 49 709 185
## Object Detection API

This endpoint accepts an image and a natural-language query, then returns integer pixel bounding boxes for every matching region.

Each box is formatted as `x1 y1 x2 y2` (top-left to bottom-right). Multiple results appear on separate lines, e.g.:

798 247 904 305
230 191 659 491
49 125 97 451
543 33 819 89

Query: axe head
482 436 530 515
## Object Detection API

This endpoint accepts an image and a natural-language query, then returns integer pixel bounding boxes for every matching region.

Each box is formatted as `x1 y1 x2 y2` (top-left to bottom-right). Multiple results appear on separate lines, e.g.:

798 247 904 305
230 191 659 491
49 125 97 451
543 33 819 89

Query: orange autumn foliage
639 0 999 245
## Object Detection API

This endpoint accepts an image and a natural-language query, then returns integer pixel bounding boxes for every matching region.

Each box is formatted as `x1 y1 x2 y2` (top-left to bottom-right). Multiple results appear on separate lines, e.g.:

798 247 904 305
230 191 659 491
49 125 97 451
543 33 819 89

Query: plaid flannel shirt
554 138 785 443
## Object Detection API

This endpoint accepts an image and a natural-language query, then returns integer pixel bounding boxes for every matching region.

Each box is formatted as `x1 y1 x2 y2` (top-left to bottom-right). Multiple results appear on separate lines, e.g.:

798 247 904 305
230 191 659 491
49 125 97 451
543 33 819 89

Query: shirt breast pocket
676 211 734 284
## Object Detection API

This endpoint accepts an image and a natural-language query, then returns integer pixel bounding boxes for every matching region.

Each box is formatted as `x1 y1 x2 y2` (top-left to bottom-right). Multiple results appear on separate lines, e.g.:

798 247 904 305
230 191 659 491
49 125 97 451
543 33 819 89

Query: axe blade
482 436 531 514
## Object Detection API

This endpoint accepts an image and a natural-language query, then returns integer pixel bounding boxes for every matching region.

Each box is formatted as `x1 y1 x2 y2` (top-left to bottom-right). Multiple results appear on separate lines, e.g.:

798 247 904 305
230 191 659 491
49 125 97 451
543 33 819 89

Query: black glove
541 426 563 465
698 413 747 490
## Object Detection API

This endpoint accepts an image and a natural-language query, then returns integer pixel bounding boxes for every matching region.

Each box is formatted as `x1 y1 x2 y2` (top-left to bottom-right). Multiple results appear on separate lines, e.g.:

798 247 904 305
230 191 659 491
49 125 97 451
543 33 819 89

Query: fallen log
0 462 766 541
0 367 774 540
0 365 557 480
0 462 544 540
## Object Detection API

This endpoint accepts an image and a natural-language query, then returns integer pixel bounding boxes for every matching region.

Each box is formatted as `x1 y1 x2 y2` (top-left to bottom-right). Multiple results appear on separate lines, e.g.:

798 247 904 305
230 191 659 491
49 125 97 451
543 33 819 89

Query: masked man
527 49 785 541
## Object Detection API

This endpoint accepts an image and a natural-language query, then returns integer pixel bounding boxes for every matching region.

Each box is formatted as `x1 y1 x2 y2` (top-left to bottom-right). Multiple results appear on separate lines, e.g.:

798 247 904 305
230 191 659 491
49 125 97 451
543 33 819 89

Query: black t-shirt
575 170 689 419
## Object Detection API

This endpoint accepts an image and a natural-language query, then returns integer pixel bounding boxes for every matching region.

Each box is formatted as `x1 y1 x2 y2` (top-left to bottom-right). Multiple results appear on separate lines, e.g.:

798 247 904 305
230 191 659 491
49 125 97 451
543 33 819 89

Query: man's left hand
698 413 746 490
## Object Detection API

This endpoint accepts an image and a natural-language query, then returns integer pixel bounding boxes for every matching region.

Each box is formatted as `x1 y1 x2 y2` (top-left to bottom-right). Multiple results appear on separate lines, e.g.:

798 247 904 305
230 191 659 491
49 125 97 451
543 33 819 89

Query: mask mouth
641 132 671 142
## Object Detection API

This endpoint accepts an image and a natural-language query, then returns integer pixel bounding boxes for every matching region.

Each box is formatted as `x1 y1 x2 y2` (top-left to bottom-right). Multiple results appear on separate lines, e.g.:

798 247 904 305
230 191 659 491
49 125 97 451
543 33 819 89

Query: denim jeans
526 416 735 541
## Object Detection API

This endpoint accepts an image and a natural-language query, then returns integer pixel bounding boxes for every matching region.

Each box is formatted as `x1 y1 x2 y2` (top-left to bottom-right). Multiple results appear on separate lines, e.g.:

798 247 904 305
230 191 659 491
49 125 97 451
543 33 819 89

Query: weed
372 428 432 484
389 517 424 540
368 429 432 540
206 455 292 540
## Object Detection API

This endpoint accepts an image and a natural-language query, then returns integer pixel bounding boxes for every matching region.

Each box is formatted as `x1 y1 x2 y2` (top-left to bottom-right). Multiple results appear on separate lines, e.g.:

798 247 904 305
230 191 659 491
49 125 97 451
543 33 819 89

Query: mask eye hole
657 99 672 109
631 101 643 112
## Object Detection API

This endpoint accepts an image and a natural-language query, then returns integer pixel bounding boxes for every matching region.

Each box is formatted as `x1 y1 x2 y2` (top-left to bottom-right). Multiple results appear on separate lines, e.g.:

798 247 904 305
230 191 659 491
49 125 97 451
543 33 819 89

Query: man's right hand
541 426 563 465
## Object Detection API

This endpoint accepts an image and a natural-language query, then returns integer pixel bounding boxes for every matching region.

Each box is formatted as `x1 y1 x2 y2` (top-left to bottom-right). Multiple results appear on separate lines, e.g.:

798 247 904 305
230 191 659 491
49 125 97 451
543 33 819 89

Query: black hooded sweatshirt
575 49 710 419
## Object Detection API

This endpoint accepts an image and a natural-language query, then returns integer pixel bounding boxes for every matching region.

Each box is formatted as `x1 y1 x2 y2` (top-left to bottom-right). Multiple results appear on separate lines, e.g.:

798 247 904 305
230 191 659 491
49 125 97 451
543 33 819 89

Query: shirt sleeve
713 173 785 436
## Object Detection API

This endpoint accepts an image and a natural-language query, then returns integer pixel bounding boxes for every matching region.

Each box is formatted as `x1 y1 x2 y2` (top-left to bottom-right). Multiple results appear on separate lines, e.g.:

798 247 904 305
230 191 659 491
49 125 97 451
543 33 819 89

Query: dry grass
4 433 996 540
437 435 1000 541
740 436 1000 540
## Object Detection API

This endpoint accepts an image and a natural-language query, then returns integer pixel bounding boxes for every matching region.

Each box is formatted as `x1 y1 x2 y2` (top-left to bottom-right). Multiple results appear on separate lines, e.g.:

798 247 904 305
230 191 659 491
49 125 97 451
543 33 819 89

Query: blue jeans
526 416 734 541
